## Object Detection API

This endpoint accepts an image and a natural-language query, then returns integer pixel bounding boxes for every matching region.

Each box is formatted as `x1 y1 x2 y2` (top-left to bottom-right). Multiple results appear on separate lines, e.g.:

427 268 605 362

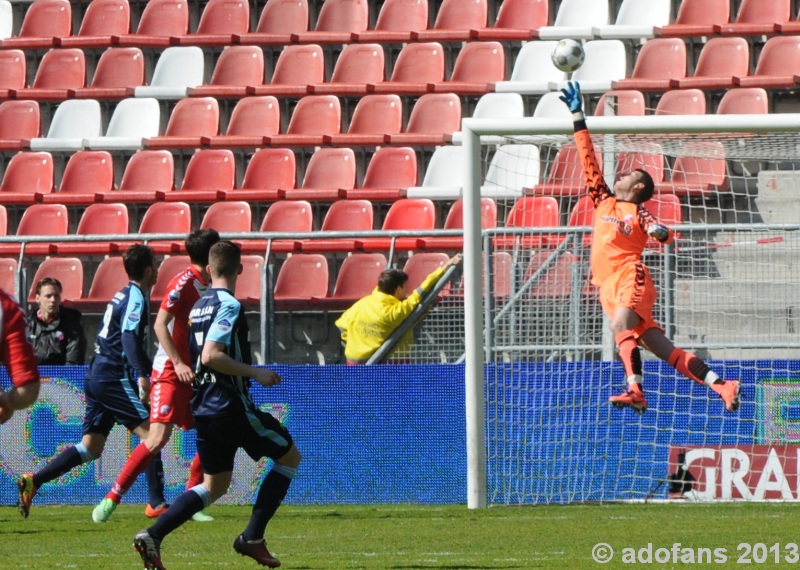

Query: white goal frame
461 113 800 509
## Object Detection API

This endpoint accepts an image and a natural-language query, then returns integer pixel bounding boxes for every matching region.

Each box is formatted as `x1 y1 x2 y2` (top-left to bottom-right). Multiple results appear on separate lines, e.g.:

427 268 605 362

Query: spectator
27 277 86 365
335 254 462 364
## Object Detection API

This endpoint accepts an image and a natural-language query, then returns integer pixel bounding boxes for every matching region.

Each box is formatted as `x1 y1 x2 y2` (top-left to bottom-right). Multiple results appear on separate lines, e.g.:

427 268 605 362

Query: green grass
2 503 800 569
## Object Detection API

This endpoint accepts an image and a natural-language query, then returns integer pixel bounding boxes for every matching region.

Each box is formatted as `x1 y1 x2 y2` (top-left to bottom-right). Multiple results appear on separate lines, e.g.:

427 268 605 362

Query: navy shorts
83 376 150 437
195 408 293 475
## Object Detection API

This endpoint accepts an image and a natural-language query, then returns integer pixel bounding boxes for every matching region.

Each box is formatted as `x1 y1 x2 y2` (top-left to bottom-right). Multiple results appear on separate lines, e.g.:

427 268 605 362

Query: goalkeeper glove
559 81 583 114
647 223 669 242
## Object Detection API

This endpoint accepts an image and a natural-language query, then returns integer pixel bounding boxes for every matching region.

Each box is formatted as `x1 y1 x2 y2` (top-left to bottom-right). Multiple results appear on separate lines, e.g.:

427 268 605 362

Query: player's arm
154 308 194 384
201 340 280 388
0 304 41 422
638 206 675 245
559 81 612 207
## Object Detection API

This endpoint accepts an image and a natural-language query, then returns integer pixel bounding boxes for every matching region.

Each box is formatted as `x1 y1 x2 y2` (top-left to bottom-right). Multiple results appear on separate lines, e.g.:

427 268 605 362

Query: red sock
105 442 156 503
186 453 204 490
668 348 709 385
615 330 642 380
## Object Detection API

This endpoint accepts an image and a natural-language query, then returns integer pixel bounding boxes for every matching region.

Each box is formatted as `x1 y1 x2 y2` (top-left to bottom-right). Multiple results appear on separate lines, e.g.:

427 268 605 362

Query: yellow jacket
335 267 445 363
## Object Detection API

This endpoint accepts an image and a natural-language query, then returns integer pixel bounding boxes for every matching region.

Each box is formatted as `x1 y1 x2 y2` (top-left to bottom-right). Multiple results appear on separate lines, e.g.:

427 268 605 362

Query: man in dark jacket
27 277 86 365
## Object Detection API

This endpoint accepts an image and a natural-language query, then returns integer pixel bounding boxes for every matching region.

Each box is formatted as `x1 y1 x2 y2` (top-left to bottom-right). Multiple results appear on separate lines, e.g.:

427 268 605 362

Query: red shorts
599 263 662 338
149 368 194 430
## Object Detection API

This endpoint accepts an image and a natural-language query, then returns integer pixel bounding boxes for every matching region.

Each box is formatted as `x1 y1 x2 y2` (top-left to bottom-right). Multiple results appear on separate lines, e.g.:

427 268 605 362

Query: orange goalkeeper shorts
599 262 663 338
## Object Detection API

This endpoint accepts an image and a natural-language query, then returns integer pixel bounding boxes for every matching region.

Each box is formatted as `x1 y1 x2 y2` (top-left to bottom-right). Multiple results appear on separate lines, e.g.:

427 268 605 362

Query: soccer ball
551 39 585 73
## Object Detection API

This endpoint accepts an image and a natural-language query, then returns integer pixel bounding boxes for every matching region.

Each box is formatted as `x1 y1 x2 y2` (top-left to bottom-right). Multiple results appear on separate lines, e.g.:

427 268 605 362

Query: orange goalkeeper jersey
573 124 673 286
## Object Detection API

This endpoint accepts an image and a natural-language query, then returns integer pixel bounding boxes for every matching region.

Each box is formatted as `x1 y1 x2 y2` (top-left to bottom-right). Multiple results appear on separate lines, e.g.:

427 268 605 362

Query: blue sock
33 443 94 488
146 450 165 507
148 485 210 542
242 465 296 541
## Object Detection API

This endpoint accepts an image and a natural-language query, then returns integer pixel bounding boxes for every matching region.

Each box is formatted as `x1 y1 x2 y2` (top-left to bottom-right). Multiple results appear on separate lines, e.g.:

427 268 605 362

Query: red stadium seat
358 198 436 252
352 0 427 43
0 100 40 151
413 0 487 42
1 204 68 256
200 201 252 232
0 258 19 297
495 196 560 250
70 47 145 100
189 46 264 99
27 257 83 302
173 0 250 46
421 197 497 250
716 0 789 36
284 147 357 201
298 198 374 253
594 90 645 116
247 44 325 97
54 202 130 255
145 98 220 149
273 253 329 309
429 41 506 94
0 151 53 204
325 94 402 146
291 0 368 44
671 37 748 90
13 48 86 101
57 0 130 48
471 0 547 41
386 93 460 146
717 88 769 115
734 36 800 89
0 50 26 100
0 206 8 236
368 42 444 95
309 43 384 96
151 255 190 302
403 252 449 292
347 146 417 201
204 96 280 148
266 95 341 147
330 253 387 301
612 38 686 91
116 0 188 47
234 254 264 305
236 0 308 46
656 0 729 38
533 143 594 197
224 147 295 202
658 141 727 197
41 150 114 204
110 150 174 203
1 0 70 49
526 250 581 300
655 89 707 115
617 142 666 184
139 202 192 253
83 256 128 307
243 199 313 254
170 149 235 202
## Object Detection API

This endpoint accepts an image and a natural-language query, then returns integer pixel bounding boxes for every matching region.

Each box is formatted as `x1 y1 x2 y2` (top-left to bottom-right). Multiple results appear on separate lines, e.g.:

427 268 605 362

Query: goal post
461 112 800 508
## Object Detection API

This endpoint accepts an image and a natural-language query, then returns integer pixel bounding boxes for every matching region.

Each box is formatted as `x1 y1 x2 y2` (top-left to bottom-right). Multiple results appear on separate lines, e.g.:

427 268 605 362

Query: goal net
459 111 800 507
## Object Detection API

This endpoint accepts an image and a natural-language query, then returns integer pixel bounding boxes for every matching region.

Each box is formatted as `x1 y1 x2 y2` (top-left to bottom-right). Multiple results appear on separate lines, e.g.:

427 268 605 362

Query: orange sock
615 331 642 380
186 453 204 490
668 348 711 385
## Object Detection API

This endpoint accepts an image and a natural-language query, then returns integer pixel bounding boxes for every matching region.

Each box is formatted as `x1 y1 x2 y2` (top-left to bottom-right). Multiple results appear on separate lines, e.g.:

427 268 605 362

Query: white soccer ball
551 39 585 73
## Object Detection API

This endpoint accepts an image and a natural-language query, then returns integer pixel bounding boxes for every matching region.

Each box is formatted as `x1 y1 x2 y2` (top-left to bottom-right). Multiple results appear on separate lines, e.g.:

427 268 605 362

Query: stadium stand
670 37 749 90
291 0 368 44
13 48 86 101
284 147 357 201
53 202 130 255
309 43 384 96
351 0 427 43
188 46 265 99
611 38 686 92
470 0 548 41
83 97 161 151
717 87 769 115
56 0 130 49
133 46 205 99
716 0 790 37
299 198 374 253
406 145 464 199
171 149 236 202
368 42 445 95
115 0 189 47
272 253 329 309
200 201 253 233
82 255 127 308
225 147 295 202
386 92 461 146
171 0 250 47
0 0 70 50
0 151 54 204
0 204 69 256
69 47 146 100
41 150 114 205
413 0 487 43
112 150 174 204
594 89 645 116
734 36 800 89
247 43 325 97
28 98 102 152
349 145 418 201
593 0 670 39
656 0 729 38
428 40 505 95
266 94 341 147
0 49 26 99
203 95 280 148
494 40 563 94
0 100 40 151
538 0 608 40
325 93 402 146
654 89 707 115
26 256 83 302
236 0 309 46
0 0 11 41
329 253 387 303
144 97 220 149
553 39 626 93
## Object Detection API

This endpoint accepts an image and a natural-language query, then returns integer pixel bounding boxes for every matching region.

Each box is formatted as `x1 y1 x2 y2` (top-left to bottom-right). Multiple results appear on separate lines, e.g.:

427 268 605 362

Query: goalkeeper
335 254 462 364
559 81 740 414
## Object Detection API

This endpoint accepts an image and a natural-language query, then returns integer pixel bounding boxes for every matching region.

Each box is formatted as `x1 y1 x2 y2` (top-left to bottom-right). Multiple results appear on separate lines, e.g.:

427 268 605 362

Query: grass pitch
1 503 799 569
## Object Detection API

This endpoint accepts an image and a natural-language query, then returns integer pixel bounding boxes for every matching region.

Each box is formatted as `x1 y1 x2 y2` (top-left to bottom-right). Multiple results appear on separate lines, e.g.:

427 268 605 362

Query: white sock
704 371 720 387
627 374 643 386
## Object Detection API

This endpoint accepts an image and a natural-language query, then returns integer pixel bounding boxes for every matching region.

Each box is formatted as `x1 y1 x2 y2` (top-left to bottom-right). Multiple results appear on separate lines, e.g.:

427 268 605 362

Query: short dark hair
635 168 655 203
36 277 63 295
185 228 220 266
123 244 156 280
208 240 241 278
377 269 408 295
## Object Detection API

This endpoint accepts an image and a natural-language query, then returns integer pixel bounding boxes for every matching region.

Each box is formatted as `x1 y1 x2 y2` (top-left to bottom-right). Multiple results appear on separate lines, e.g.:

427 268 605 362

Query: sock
186 453 203 490
242 464 296 542
146 450 166 507
33 443 94 488
106 442 156 503
615 331 642 382
148 485 210 542
668 348 716 386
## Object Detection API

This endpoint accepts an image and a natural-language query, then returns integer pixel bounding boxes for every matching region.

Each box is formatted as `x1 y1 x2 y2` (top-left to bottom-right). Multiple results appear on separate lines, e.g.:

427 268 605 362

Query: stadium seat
538 0 608 40
234 254 264 305
273 253 329 309
248 44 325 97
244 199 312 254
309 43 384 96
567 194 594 246
358 198 436 252
0 100 40 151
139 201 192 253
670 37 748 90
151 255 190 302
70 47 145 100
134 46 205 99
428 40 505 94
406 145 464 199
173 0 250 46
716 0 790 37
470 0 548 41
28 98 102 151
594 89 645 116
83 97 160 151
203 95 280 148
299 199 374 252
200 201 252 232
0 257 18 298
734 36 800 89
116 0 189 47
329 253 387 302
451 92 525 144
617 143 666 183
658 141 727 197
421 197 497 249
368 42 445 95
284 147 356 201
0 206 8 235
0 49 26 100
223 147 295 202
188 46 264 99
386 92 460 146
54 202 130 255
717 88 769 115
494 40 563 94
654 89 707 115
236 0 308 46
552 39 626 93
325 94 402 146
0 0 70 49
656 0 728 38
41 150 114 204
532 143 587 196
57 0 130 48
2 204 69 256
525 250 582 300
532 91 573 118
0 151 53 204
412 0 487 42
0 0 11 40
170 149 235 201
352 0 427 43
111 150 174 203
482 144 540 199
642 193 682 249
27 257 83 302
266 95 341 147
348 145 417 201
496 196 560 250
291 0 368 44
13 48 86 101
777 6 800 34
593 0 670 39
83 256 128 307
402 252 449 292
145 97 219 149
611 38 686 92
